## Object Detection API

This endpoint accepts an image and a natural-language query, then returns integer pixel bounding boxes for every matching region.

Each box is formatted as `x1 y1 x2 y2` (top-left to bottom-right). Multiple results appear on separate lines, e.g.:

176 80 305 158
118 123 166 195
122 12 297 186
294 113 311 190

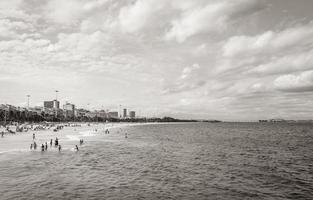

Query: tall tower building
44 100 60 109
123 108 127 118
129 111 135 119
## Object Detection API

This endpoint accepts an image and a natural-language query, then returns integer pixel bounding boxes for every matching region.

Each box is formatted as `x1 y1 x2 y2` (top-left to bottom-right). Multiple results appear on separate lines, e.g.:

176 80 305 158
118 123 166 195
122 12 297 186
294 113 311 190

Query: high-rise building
44 100 60 109
63 102 75 118
63 103 75 112
123 108 127 118
129 111 136 119
108 111 119 119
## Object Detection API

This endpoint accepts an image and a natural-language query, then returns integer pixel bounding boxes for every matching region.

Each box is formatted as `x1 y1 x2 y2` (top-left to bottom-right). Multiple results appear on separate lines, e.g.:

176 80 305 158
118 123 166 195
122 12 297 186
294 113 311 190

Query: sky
1 0 313 121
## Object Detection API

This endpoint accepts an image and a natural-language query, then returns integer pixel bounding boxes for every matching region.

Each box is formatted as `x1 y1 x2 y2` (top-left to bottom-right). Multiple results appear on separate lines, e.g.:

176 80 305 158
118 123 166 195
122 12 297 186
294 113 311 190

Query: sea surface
0 122 312 200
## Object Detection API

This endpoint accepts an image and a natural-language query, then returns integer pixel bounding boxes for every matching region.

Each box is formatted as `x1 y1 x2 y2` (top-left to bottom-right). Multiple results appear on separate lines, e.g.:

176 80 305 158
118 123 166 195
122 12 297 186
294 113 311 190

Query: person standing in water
55 137 58 146
34 142 37 150
58 145 61 151
30 144 33 150
45 142 48 151
50 139 53 147
33 133 35 140
41 144 45 151
75 145 79 151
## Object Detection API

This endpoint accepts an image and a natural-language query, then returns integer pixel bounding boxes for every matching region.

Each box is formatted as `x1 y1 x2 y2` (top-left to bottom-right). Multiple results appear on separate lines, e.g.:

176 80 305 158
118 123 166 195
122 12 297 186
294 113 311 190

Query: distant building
75 108 89 118
108 111 119 119
44 100 60 109
29 106 43 115
270 118 285 123
129 111 135 119
123 108 127 118
85 111 98 118
97 110 107 119
63 103 75 118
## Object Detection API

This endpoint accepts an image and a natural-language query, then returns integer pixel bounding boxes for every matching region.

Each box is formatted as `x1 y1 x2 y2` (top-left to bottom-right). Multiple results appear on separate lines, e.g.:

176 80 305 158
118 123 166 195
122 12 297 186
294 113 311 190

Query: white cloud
223 22 313 57
118 0 165 33
83 0 109 12
165 0 266 43
274 71 313 92
163 63 207 94
249 49 313 75
45 0 85 25
0 19 34 39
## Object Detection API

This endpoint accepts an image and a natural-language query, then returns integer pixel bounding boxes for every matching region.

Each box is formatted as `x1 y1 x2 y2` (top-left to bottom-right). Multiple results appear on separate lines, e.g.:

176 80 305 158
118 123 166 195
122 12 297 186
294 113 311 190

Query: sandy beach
0 122 140 155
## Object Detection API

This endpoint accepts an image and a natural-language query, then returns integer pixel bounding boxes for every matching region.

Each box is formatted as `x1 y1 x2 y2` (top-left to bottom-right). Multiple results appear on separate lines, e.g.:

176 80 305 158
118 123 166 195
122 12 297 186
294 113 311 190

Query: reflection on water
0 123 313 200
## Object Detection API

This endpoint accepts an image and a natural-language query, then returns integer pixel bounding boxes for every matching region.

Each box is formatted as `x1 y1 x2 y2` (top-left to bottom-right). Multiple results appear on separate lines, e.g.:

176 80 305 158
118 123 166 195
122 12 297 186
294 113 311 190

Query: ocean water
0 122 312 200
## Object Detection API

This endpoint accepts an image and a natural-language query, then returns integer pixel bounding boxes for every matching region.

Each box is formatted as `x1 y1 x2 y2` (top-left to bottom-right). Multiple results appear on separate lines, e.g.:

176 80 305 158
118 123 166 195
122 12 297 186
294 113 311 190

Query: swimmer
55 137 59 146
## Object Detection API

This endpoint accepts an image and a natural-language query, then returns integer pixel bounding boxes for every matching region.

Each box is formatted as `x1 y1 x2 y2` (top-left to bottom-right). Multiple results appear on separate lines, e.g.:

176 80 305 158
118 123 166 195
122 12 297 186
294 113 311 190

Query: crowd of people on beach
29 132 84 152
1 122 129 153
29 134 63 152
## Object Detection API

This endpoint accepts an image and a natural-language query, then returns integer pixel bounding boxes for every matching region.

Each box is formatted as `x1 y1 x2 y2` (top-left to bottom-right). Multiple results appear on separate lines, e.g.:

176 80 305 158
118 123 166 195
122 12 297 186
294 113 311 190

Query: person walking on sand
50 139 53 147
30 143 33 150
33 133 35 140
34 142 37 150
45 142 48 151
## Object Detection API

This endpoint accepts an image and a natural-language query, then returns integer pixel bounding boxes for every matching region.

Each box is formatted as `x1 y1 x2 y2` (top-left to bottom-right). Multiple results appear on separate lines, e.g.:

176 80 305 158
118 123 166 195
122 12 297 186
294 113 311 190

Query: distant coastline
0 104 221 125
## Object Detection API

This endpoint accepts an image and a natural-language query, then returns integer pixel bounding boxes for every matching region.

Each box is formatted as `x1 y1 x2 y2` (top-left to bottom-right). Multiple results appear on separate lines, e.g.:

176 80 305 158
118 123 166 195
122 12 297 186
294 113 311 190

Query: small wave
79 131 97 137
0 148 30 154
66 135 80 141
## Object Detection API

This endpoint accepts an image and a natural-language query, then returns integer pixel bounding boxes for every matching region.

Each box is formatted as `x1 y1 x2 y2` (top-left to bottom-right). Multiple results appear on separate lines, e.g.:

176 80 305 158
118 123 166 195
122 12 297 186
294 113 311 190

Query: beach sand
0 122 138 155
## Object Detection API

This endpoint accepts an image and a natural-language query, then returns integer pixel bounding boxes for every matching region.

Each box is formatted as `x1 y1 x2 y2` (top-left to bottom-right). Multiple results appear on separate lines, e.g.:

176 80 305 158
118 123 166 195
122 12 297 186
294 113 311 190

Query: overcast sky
1 0 313 120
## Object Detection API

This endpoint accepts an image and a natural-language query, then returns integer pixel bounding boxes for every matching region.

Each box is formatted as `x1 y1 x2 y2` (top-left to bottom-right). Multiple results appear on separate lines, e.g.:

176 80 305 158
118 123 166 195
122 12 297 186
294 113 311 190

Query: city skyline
1 0 313 121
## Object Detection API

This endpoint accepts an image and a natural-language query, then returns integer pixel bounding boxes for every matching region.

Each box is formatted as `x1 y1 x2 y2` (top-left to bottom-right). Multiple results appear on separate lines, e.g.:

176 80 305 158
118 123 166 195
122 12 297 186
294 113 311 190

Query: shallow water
0 122 312 200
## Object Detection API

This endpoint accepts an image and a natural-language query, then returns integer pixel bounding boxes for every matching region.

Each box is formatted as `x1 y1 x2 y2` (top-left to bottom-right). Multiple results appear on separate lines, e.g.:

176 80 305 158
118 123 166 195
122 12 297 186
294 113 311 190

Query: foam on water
66 135 80 141
79 130 97 137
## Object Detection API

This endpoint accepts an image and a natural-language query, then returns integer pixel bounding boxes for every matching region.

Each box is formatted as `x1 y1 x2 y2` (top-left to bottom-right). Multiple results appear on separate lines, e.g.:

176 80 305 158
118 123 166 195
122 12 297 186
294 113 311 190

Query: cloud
274 71 313 92
219 22 313 77
249 49 313 75
223 22 313 57
0 19 35 39
163 63 207 94
44 0 85 25
118 0 166 33
165 0 266 43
